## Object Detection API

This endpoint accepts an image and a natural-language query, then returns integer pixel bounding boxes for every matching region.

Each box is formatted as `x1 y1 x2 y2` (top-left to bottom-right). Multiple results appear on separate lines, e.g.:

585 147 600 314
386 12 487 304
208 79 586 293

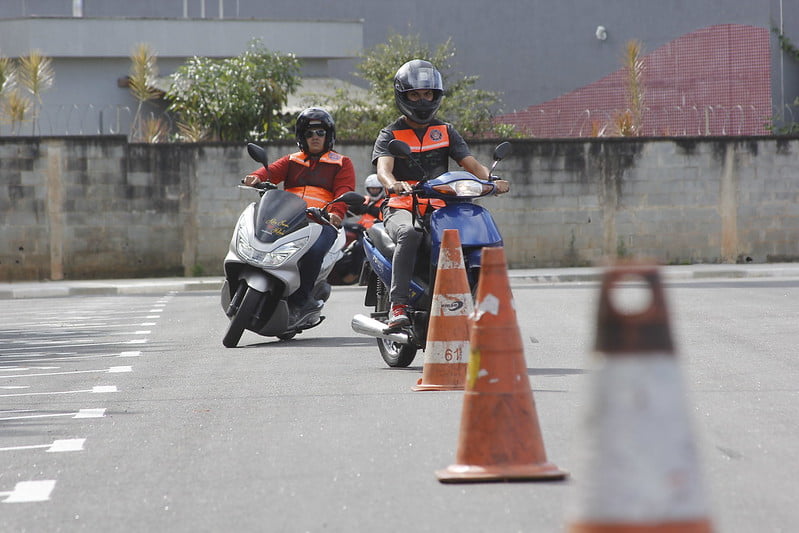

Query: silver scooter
220 143 346 347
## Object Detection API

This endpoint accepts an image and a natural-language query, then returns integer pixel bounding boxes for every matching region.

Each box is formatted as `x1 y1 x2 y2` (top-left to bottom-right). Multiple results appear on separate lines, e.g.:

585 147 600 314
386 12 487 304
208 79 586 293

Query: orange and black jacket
247 151 355 220
371 117 472 212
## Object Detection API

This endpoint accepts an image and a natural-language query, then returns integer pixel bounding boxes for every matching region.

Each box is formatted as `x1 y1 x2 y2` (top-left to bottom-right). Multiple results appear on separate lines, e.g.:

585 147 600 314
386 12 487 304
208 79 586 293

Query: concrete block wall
1 136 798 281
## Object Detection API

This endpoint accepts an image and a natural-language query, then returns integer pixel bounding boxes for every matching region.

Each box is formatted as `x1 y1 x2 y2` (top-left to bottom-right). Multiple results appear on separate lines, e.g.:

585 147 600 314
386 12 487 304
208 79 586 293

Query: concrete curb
1 264 798 299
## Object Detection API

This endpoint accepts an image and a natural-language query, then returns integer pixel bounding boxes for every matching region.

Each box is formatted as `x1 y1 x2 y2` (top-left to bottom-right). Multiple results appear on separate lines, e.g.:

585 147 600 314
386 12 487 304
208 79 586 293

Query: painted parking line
1 480 56 503
118 351 141 358
0 366 132 379
0 385 117 398
0 438 86 453
0 339 148 353
0 367 60 372
73 408 106 419
0 408 106 421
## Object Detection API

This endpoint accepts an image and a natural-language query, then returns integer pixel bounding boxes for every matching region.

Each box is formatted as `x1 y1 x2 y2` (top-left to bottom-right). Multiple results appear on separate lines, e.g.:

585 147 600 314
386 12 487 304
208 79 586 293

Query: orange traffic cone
436 246 568 482
413 229 472 391
567 264 714 532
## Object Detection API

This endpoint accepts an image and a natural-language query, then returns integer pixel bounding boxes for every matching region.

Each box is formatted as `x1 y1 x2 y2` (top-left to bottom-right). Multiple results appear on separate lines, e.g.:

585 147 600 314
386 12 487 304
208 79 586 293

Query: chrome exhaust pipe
351 314 409 343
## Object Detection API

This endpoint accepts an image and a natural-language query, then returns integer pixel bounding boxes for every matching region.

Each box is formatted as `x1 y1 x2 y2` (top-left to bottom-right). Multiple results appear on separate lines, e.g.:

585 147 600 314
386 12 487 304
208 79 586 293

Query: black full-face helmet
394 59 444 124
295 107 336 154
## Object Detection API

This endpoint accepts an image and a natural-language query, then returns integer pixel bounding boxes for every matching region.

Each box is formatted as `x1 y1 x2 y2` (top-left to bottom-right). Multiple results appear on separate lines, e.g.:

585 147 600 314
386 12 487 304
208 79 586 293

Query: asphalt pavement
2 262 799 299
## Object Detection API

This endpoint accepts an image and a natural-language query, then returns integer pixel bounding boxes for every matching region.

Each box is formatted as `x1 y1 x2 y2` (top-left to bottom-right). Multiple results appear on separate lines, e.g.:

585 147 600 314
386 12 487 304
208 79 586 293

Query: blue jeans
290 224 338 305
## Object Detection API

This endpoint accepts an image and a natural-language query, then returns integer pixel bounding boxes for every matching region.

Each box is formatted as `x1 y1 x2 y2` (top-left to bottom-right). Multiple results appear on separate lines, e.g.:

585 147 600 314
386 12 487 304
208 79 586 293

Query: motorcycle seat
366 223 396 259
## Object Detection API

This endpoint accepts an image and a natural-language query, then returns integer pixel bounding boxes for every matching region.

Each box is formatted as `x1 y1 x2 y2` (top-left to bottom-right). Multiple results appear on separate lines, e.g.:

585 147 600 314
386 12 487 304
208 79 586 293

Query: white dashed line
2 480 56 503
47 439 86 453
73 408 106 419
0 385 117 398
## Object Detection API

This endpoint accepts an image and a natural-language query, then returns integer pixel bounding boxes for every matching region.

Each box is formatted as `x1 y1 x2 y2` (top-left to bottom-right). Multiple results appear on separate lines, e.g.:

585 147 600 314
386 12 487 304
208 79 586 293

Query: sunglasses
304 129 327 138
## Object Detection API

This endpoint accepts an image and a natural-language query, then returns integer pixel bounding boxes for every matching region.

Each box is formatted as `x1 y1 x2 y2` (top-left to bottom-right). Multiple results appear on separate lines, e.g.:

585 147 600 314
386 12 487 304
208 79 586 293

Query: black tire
277 332 297 341
468 266 481 300
222 284 261 348
377 337 418 367
374 278 417 367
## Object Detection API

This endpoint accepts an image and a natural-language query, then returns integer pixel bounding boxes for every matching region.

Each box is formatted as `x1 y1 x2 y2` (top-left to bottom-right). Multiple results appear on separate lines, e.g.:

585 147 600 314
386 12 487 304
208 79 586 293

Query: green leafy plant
314 32 514 140
166 39 300 142
770 27 799 133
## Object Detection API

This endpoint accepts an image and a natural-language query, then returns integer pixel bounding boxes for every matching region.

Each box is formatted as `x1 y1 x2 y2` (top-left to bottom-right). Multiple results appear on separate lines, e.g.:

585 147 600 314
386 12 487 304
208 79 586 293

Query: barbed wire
499 104 792 137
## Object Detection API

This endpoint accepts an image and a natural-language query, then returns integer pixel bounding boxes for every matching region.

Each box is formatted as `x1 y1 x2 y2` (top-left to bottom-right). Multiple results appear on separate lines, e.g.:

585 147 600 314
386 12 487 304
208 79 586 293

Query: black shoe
289 299 323 326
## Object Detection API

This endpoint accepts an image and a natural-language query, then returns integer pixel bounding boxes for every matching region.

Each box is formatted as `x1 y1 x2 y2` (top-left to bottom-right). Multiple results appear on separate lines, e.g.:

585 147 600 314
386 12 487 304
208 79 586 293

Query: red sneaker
388 304 410 328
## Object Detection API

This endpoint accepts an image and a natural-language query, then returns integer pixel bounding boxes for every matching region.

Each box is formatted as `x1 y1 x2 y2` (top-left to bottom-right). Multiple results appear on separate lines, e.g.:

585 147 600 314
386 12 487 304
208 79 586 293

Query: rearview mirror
387 139 412 158
493 141 512 162
334 191 366 206
247 143 268 166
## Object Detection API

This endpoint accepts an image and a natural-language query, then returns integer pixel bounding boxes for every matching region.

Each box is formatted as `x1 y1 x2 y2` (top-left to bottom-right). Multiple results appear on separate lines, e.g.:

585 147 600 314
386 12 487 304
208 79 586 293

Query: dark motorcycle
350 139 512 367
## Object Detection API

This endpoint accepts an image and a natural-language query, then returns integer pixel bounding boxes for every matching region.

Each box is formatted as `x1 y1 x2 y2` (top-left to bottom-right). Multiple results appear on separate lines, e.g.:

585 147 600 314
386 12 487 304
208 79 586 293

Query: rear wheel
377 337 418 368
222 283 261 348
374 278 417 367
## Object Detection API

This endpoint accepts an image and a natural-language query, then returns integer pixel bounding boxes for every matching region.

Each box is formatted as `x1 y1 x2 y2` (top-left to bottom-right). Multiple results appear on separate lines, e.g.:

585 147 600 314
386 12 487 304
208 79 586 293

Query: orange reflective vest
386 126 448 212
284 151 339 208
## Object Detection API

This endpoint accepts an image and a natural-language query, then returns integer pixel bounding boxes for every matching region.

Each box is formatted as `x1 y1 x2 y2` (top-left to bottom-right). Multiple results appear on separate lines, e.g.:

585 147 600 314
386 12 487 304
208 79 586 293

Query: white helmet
364 174 385 200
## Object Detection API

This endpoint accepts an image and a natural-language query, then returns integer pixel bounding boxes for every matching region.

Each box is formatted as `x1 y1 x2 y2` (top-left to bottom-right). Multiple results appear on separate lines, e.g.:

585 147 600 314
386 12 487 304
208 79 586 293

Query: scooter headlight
236 228 308 267
431 179 494 197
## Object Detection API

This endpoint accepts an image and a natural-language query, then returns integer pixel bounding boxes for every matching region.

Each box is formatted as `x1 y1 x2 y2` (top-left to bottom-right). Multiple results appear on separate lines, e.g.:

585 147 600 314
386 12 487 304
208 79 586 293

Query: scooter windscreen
253 189 310 243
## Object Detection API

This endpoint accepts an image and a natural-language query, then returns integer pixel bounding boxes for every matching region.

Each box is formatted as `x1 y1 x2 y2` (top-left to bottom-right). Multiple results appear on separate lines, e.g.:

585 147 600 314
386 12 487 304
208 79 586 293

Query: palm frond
17 50 54 102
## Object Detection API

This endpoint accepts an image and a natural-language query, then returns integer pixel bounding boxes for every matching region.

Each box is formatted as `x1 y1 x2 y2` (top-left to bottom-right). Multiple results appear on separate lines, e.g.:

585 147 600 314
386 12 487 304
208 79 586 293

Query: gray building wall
2 137 797 282
2 0 799 124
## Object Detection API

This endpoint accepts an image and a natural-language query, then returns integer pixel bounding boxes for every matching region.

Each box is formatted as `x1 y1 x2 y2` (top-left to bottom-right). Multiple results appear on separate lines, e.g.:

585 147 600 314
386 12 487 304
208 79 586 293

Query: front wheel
222 284 261 348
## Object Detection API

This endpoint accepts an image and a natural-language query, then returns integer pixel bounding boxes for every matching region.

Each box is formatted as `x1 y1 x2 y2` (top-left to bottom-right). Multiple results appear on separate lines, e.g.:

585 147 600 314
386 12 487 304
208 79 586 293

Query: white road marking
47 439 86 453
0 439 86 453
2 480 56 503
0 408 105 421
127 339 147 344
140 322 156 326
0 385 117 398
73 408 106 418
0 366 130 378
118 351 141 357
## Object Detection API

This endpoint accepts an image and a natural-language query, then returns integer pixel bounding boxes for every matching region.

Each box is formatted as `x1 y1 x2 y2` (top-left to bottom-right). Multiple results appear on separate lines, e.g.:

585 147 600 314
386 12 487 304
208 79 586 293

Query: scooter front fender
429 203 503 267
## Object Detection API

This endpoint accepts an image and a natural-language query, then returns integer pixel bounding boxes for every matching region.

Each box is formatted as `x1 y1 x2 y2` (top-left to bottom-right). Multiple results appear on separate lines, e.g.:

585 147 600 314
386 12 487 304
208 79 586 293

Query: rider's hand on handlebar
390 181 413 195
242 174 261 187
329 213 343 228
493 179 510 195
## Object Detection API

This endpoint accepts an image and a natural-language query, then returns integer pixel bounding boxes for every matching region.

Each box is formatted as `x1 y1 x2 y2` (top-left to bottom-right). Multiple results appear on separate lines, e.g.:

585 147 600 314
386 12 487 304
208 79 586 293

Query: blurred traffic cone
413 229 472 391
436 246 567 482
567 264 714 532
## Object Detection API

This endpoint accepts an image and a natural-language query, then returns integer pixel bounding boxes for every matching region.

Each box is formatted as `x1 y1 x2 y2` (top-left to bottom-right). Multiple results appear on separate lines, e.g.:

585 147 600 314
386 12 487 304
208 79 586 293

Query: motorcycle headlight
431 179 494 197
236 227 308 267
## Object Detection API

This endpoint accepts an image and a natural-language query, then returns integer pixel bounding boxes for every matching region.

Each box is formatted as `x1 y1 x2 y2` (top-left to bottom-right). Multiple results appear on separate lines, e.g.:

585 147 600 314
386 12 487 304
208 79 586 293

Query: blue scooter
351 139 512 367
